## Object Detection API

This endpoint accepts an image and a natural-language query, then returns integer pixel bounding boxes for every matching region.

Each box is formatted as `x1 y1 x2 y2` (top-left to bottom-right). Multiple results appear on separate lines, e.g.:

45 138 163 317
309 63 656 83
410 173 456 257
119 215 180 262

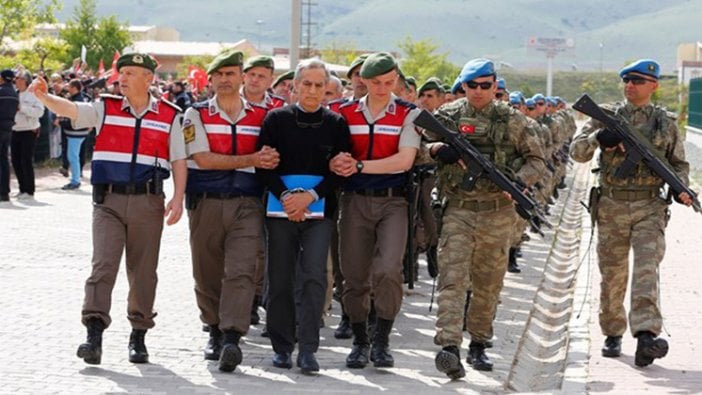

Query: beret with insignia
457 58 495 85
116 53 158 72
347 54 370 79
207 50 244 75
273 70 295 87
619 58 660 79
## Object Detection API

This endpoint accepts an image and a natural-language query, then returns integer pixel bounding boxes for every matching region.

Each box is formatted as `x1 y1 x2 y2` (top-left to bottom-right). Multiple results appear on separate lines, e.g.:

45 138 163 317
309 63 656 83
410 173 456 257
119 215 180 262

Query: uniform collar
121 94 159 114
465 99 494 116
357 94 397 116
208 95 251 117
241 87 274 107
624 101 654 115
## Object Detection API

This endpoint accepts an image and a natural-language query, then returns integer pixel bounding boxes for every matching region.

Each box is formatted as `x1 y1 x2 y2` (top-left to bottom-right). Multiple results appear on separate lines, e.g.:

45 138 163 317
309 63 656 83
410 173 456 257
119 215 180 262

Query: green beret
406 76 417 88
442 83 451 92
346 54 369 78
207 50 244 75
244 55 274 72
360 52 398 79
419 77 444 95
116 53 158 72
272 70 295 87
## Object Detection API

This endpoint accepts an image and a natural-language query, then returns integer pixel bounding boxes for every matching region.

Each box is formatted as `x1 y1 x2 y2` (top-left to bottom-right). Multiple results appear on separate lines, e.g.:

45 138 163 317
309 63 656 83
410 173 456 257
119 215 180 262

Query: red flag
188 65 208 94
98 59 105 77
107 50 121 84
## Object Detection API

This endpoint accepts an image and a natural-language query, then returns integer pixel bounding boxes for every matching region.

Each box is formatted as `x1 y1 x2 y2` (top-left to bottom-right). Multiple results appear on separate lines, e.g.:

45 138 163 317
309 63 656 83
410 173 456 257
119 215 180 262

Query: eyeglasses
495 92 504 99
536 101 545 106
526 106 535 111
465 81 493 90
295 108 323 128
622 76 656 85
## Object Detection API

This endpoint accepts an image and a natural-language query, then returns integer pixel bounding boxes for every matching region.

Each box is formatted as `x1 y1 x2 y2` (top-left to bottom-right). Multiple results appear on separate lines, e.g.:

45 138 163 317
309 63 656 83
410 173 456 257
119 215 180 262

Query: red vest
186 101 268 195
91 95 178 185
339 99 413 161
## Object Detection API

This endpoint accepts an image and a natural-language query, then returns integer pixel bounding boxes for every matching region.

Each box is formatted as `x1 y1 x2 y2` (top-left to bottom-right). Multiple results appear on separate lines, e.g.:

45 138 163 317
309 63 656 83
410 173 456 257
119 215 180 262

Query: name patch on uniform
183 119 195 144
142 120 170 133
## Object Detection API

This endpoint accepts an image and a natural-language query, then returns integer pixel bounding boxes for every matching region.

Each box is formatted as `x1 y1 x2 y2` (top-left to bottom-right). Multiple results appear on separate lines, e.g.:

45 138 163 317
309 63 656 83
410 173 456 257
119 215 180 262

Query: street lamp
256 19 265 51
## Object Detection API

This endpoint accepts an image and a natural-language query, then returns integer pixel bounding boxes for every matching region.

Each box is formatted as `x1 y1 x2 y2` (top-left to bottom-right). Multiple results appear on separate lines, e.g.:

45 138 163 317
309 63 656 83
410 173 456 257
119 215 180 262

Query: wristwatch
355 160 364 174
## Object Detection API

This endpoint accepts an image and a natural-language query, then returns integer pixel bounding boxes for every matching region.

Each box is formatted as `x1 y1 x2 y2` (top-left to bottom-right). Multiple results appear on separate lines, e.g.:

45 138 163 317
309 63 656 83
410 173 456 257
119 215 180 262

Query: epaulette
192 100 209 109
394 98 417 110
339 99 360 110
161 98 182 112
249 101 270 111
99 93 123 101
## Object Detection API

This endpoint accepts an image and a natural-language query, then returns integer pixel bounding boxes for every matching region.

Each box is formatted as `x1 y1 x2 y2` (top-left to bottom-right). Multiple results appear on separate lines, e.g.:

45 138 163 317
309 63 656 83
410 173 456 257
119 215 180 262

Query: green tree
0 0 59 54
320 39 359 66
60 0 131 71
396 36 459 85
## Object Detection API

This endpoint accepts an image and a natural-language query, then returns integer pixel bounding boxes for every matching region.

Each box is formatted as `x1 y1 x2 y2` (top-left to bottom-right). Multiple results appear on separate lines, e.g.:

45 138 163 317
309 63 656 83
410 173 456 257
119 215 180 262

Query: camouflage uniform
570 102 689 337
429 98 545 346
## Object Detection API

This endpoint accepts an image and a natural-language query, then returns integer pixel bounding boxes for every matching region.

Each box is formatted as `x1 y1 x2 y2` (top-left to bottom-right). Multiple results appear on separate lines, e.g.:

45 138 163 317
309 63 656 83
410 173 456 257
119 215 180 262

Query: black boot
634 331 668 367
553 188 560 200
204 325 223 360
346 322 370 369
601 335 622 357
467 341 493 371
514 246 523 258
507 248 521 273
334 312 353 339
462 291 471 331
367 300 377 340
557 177 567 189
427 245 439 278
370 318 394 368
435 345 465 379
128 329 149 363
77 317 105 365
250 295 261 325
219 330 243 372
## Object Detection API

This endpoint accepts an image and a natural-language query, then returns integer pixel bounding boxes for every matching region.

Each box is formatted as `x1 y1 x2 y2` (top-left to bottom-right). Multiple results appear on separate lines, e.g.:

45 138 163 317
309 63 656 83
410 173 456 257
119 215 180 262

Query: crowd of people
2 47 689 381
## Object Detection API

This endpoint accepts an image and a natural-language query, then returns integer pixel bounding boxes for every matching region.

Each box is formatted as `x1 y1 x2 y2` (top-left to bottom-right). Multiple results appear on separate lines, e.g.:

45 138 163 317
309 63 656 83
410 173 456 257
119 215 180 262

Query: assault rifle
413 110 551 235
572 94 701 214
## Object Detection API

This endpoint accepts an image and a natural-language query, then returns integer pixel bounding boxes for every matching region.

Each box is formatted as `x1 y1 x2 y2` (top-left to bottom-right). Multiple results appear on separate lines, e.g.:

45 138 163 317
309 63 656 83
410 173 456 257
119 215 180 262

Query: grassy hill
55 0 700 72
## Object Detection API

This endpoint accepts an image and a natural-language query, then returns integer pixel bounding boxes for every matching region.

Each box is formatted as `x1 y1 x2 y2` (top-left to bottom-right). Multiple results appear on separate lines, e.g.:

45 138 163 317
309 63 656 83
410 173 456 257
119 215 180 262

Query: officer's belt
351 186 406 198
190 191 250 200
448 197 512 212
103 183 156 195
600 187 659 201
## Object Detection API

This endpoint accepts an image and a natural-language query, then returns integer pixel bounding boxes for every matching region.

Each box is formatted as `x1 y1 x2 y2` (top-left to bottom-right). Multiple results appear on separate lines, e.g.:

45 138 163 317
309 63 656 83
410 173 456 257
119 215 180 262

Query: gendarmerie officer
183 49 279 372
330 52 421 369
31 53 187 365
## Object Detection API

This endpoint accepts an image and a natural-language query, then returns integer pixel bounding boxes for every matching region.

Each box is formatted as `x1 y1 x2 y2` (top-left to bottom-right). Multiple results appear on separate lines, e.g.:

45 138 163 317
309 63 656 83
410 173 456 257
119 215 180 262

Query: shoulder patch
182 119 195 144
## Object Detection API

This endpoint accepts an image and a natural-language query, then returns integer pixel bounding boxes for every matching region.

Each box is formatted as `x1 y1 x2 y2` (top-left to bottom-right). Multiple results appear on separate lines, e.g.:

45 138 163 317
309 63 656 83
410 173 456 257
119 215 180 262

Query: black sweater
257 104 350 218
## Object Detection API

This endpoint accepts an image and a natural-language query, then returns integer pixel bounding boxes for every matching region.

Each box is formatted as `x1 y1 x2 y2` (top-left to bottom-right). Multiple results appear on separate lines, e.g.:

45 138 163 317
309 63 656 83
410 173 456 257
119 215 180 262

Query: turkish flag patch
459 124 475 134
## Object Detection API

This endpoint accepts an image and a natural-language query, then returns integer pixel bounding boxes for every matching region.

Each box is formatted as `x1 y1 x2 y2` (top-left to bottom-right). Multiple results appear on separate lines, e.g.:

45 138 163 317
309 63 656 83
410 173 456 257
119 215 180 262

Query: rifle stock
573 94 701 214
414 110 551 234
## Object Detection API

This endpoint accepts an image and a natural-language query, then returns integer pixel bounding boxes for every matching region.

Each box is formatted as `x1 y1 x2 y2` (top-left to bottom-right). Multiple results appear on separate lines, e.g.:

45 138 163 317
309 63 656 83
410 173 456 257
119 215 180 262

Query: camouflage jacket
570 101 689 190
428 98 545 200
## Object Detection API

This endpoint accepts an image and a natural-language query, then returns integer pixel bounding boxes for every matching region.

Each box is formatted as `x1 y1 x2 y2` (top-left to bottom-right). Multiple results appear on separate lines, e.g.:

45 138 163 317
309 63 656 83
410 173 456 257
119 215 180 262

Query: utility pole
291 0 301 70
300 0 317 59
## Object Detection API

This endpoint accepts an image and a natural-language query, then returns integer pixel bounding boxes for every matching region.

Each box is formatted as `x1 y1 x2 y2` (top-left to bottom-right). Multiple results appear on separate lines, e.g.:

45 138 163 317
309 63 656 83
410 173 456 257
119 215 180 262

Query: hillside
55 0 700 72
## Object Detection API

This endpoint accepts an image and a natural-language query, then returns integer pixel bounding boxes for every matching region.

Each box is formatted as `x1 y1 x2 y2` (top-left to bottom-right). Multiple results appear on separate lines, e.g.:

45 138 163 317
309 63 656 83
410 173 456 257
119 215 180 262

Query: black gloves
596 128 622 148
435 144 461 164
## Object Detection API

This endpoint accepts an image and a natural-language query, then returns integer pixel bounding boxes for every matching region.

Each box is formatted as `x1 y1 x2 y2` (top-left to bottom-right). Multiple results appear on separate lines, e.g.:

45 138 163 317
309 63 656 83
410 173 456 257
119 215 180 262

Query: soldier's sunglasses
495 92 505 99
526 106 535 110
465 81 493 90
622 76 656 85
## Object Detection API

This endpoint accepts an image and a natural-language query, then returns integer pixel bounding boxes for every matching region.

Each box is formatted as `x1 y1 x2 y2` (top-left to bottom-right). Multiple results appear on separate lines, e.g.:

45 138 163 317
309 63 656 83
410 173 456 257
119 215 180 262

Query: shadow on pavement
80 363 222 394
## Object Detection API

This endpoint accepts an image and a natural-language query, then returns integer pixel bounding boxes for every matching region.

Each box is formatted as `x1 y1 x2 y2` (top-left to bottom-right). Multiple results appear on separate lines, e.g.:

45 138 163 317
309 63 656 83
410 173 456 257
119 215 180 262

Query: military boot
76 317 105 365
250 295 261 325
128 329 149 363
435 345 465 380
634 331 668 367
367 300 377 340
204 325 223 360
334 312 353 339
601 335 622 357
219 330 243 372
507 247 521 273
346 322 370 369
467 341 493 371
427 245 439 278
370 318 394 368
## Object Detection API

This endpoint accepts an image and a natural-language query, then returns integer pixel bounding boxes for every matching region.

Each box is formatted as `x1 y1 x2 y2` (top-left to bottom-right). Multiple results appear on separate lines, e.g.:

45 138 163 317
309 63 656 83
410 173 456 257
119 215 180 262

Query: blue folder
266 175 325 219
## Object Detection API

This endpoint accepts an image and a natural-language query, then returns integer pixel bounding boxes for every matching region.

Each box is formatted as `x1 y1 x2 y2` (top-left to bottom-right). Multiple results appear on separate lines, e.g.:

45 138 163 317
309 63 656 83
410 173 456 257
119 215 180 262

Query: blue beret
531 93 546 103
457 58 495 85
546 97 558 106
619 59 660 79
525 98 536 107
497 78 506 90
509 92 523 105
450 76 462 95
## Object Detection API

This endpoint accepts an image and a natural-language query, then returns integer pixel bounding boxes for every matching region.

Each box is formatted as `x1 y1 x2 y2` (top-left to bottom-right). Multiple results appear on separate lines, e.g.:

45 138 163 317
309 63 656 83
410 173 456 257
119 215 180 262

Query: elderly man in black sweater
257 59 350 374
